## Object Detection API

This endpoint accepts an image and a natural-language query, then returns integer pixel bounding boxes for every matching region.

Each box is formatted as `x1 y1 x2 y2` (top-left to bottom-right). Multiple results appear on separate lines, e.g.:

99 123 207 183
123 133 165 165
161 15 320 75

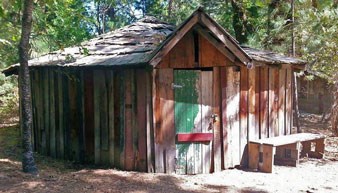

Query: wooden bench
248 133 325 173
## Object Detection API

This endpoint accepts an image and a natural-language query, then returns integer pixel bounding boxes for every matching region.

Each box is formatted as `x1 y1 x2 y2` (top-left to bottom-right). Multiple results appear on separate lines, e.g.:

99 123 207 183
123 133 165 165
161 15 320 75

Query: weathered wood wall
30 68 152 171
155 29 295 172
29 28 295 174
221 65 294 168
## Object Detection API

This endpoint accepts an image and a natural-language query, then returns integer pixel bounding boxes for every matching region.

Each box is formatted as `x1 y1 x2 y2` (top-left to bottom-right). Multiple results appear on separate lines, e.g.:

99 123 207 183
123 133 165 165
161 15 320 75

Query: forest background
0 0 337 124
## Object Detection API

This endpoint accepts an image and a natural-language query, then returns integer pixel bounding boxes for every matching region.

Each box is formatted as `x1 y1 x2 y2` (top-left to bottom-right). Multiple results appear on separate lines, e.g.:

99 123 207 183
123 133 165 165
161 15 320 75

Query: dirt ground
0 114 337 193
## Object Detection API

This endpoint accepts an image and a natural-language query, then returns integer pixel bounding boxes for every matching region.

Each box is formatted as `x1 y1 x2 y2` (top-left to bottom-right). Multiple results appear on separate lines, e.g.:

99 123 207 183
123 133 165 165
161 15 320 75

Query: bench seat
249 133 325 173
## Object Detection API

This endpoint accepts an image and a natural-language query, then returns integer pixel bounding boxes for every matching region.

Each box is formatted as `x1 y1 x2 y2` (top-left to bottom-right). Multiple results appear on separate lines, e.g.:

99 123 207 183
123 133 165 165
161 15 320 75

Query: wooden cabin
3 8 306 174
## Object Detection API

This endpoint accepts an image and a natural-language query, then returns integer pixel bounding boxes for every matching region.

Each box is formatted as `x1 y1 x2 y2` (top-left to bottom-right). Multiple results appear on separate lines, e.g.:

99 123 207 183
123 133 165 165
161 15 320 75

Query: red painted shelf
176 133 213 143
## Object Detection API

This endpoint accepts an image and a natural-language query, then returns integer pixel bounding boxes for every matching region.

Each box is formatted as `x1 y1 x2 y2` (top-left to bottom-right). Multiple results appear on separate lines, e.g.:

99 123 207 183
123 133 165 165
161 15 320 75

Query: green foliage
32 0 93 54
0 74 18 124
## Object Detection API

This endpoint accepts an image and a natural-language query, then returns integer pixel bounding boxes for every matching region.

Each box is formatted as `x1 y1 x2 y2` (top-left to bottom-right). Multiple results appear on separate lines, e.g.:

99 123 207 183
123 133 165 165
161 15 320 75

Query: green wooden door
174 70 213 174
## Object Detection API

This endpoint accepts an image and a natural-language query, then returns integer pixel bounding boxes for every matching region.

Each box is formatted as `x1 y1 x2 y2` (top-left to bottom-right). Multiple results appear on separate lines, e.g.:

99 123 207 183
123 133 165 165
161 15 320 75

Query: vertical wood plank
201 70 213 173
146 71 155 172
225 67 241 167
131 71 138 170
119 71 125 169
58 72 64 159
273 69 280 136
136 70 147 171
43 69 50 155
49 70 56 158
62 75 71 160
78 71 85 163
83 70 94 162
54 71 60 158
285 68 292 135
93 70 101 164
107 70 115 166
248 68 257 141
68 71 79 161
279 69 286 136
124 70 134 170
268 68 275 137
221 67 228 168
255 68 260 139
260 67 269 139
213 67 222 172
155 69 175 173
240 66 248 166
100 72 109 152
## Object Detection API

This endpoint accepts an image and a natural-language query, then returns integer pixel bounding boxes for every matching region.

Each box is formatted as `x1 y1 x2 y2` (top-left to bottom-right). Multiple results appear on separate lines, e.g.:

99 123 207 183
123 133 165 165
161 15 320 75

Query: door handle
171 83 183 89
211 114 218 119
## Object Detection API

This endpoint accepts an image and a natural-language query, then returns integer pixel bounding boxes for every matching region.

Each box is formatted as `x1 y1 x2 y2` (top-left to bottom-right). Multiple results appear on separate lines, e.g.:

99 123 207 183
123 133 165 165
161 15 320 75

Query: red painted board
176 133 213 143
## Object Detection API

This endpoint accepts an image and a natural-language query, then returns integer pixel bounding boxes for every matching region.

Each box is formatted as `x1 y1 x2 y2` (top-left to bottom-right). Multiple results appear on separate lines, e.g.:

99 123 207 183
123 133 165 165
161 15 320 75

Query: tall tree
19 0 38 175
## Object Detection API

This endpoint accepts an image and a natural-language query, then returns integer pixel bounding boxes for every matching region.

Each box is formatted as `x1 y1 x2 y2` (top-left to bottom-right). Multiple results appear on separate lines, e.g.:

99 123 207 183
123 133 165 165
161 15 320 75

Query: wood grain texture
69 71 79 161
273 69 280 136
84 70 94 162
199 35 228 67
223 66 241 167
278 69 286 136
195 26 235 62
240 66 248 167
201 70 213 173
260 67 269 139
57 72 64 159
268 68 275 137
168 31 194 69
248 68 256 141
153 69 174 173
136 70 147 171
106 70 115 166
199 13 250 64
146 71 155 172
151 14 198 67
49 70 56 158
124 70 134 170
285 67 292 135
42 69 49 155
93 70 101 164
213 67 222 172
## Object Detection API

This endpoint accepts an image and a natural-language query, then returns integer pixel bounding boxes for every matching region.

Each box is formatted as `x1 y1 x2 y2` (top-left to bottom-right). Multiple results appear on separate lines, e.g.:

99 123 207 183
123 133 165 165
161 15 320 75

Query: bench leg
248 143 260 170
314 138 325 159
302 139 325 159
274 142 300 167
301 141 311 157
259 145 275 173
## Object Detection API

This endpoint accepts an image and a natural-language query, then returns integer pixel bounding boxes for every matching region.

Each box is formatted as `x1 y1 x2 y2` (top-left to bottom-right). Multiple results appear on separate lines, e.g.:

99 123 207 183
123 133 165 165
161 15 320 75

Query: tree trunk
19 0 38 175
291 0 301 133
331 80 338 136
293 72 301 133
